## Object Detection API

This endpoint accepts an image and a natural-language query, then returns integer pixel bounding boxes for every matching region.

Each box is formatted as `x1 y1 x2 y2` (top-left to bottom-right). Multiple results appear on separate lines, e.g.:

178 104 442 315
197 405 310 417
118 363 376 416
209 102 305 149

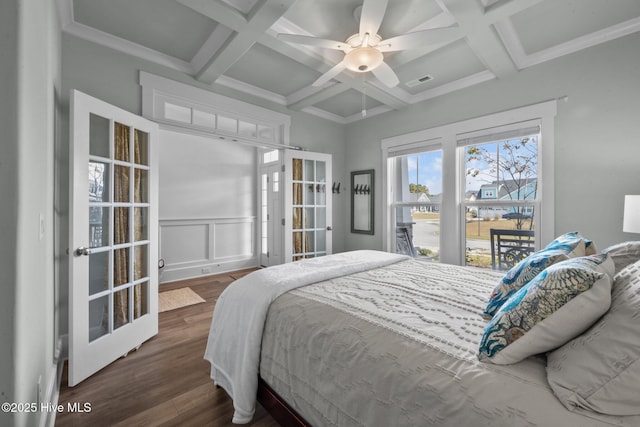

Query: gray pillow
602 241 640 274
546 259 640 415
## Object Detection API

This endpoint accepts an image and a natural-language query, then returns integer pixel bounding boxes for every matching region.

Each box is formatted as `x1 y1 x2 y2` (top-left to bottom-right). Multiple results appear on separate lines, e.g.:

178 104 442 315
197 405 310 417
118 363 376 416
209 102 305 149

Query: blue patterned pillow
482 231 594 319
478 253 614 365
545 231 595 256
482 249 570 319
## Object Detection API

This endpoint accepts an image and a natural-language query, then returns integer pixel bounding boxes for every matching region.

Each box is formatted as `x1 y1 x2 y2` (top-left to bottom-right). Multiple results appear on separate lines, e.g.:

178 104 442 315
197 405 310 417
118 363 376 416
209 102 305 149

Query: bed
204 246 640 426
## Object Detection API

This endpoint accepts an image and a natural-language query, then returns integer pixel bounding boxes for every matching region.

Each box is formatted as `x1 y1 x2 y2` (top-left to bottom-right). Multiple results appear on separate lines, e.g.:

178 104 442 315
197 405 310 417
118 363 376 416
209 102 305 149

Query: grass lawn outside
411 212 533 241
410 212 534 269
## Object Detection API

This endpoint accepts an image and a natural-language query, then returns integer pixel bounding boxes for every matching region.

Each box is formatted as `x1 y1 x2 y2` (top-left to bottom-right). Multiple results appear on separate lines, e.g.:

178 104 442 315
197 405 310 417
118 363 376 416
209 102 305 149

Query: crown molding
215 75 287 106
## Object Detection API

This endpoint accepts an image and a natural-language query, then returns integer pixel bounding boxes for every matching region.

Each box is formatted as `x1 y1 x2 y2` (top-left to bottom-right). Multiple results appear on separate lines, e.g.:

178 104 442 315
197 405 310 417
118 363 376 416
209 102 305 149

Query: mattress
258 259 638 426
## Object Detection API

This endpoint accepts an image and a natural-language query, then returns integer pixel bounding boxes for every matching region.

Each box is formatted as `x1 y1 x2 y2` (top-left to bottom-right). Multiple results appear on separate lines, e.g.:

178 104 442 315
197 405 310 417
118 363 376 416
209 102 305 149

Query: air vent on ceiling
406 74 433 88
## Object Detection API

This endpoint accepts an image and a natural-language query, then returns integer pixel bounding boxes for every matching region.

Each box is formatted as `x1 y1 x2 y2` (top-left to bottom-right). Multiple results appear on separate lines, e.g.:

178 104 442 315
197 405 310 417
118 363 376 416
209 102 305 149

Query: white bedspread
203 250 409 423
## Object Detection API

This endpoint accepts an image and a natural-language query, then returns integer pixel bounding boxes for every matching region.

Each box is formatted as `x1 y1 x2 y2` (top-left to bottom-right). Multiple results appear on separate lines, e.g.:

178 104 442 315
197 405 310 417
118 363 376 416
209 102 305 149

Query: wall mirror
351 169 374 235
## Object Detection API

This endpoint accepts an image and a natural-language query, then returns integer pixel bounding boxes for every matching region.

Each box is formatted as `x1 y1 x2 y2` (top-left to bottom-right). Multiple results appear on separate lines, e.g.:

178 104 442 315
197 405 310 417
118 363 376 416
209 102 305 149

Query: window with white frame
388 147 443 260
460 122 540 269
382 101 557 267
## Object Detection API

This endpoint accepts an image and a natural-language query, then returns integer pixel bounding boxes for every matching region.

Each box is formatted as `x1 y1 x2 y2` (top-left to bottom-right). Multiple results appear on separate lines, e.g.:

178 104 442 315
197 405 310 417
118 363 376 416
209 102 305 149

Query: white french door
69 90 159 386
284 150 332 262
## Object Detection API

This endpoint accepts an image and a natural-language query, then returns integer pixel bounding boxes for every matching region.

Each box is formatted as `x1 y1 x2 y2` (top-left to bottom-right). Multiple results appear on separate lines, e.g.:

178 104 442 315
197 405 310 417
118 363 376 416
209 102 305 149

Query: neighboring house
409 192 441 213
474 179 537 218
427 194 442 213
409 192 430 212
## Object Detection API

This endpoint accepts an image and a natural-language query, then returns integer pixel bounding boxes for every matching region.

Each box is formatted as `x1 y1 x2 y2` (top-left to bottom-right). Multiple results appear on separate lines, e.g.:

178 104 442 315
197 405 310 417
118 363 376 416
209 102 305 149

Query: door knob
326 226 333 231
74 246 91 256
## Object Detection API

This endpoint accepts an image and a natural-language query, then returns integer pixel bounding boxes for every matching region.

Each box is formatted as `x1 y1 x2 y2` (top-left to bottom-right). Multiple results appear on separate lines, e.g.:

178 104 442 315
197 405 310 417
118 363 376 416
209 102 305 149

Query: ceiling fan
277 0 459 88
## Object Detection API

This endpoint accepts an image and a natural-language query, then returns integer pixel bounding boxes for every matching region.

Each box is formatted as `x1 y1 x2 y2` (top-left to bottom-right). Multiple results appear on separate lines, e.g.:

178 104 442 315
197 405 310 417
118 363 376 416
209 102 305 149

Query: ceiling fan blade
359 0 388 39
371 61 399 88
278 34 351 52
377 27 461 52
312 61 347 87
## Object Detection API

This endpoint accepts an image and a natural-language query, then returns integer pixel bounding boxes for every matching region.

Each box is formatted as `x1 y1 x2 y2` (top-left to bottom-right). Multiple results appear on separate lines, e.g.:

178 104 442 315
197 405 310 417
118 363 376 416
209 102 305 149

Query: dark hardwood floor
55 268 278 427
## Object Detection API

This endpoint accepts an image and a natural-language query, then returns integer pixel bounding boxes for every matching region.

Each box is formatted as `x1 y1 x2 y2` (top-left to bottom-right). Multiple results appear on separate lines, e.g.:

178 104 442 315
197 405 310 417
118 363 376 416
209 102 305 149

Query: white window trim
139 71 293 150
381 100 557 265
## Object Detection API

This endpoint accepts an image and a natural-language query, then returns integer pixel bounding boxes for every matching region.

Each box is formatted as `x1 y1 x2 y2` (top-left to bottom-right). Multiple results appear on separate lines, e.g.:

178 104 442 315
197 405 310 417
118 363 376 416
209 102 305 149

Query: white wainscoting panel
161 223 209 264
159 217 257 283
213 218 255 259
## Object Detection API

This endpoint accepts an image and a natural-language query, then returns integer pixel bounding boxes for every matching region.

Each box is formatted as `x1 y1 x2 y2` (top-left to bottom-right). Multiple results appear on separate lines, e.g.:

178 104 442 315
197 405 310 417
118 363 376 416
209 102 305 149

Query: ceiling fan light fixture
344 46 383 72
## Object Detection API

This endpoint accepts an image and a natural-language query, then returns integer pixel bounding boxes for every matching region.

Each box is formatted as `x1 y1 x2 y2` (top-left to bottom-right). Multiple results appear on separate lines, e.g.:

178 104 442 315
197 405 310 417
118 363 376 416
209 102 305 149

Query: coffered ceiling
57 0 640 123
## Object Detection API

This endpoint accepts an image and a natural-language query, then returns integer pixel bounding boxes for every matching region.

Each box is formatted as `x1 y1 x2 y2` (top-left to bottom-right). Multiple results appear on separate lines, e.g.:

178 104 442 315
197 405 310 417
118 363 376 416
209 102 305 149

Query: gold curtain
292 158 309 259
113 123 144 329
133 130 145 319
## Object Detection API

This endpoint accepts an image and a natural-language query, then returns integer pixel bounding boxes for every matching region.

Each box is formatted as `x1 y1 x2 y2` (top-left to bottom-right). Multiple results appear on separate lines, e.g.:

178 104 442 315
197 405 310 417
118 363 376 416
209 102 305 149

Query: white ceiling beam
181 0 297 84
484 0 545 23
287 83 349 111
437 0 518 79
190 25 235 74
176 0 247 32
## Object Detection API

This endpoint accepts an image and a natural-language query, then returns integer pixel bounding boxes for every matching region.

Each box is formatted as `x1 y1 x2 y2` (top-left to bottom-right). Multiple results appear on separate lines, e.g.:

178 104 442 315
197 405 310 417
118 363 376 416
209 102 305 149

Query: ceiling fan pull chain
361 83 367 118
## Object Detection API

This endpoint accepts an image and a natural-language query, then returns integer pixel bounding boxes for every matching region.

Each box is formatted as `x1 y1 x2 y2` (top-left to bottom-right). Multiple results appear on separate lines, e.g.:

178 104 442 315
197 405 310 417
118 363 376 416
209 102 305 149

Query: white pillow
547 259 640 415
602 241 640 274
478 254 614 365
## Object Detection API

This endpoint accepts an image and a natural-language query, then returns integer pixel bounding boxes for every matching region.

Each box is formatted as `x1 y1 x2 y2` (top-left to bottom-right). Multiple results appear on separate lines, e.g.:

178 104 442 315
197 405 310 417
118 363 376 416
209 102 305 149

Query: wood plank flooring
55 268 279 427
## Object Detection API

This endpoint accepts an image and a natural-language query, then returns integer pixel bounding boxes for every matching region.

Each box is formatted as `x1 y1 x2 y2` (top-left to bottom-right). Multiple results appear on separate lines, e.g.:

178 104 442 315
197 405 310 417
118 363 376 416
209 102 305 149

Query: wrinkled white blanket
203 250 409 423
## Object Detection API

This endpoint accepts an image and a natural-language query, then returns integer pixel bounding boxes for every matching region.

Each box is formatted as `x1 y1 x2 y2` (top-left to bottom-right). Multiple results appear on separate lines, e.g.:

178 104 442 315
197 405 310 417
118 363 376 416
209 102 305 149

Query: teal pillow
482 249 569 319
545 231 595 256
478 253 614 365
482 232 594 319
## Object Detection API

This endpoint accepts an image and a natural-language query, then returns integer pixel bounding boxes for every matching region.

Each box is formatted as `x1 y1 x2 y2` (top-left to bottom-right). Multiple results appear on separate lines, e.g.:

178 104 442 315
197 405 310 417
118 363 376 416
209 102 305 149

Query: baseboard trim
41 337 66 427
159 258 258 283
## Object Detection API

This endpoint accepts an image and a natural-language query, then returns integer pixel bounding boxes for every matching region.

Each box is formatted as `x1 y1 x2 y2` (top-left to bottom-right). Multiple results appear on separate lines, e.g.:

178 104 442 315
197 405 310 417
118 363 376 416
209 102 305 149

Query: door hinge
281 164 285 172
281 218 285 226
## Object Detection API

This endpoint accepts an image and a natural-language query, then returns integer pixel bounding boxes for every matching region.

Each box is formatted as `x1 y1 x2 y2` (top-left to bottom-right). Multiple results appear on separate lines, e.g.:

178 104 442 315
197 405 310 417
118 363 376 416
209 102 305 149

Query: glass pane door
284 151 332 262
87 119 151 341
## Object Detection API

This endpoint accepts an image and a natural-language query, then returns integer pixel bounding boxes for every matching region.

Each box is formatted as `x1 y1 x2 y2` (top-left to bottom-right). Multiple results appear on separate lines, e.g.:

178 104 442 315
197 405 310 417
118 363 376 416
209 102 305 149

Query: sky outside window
464 136 538 198
406 150 443 195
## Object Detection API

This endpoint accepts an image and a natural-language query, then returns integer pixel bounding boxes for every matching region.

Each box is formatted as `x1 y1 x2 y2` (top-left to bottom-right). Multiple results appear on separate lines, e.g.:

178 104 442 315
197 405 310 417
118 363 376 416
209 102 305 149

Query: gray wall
0 0 61 426
344 32 640 252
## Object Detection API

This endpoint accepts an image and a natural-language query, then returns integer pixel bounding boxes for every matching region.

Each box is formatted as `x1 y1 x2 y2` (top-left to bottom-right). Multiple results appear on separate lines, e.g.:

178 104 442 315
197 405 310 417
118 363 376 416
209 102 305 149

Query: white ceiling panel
511 0 640 54
225 43 321 96
73 0 216 62
395 40 487 95
314 90 383 118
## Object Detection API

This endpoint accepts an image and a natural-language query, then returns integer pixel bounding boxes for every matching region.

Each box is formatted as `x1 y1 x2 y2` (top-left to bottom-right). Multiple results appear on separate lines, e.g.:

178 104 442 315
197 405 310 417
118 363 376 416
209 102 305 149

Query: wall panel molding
159 217 256 283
